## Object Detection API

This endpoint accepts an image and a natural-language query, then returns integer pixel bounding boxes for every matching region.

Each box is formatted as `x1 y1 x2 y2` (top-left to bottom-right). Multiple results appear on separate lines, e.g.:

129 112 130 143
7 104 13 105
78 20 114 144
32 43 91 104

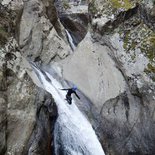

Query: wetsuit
61 88 80 104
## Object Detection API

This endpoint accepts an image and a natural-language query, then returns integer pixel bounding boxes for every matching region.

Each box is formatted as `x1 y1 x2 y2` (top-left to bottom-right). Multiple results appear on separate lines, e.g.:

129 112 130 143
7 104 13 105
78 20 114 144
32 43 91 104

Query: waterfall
32 65 105 155
65 29 76 51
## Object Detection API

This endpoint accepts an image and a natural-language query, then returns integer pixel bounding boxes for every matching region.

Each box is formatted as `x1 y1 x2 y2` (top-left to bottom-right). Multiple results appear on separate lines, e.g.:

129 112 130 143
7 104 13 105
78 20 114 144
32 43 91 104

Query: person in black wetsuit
61 86 80 104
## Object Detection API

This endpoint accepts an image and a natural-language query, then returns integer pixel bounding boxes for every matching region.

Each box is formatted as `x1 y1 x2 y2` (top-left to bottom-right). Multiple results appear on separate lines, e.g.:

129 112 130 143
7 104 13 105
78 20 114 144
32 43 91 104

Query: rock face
56 0 155 155
55 0 89 45
27 90 57 155
60 13 89 46
0 64 7 155
0 39 58 155
61 32 126 109
0 3 58 155
19 0 71 64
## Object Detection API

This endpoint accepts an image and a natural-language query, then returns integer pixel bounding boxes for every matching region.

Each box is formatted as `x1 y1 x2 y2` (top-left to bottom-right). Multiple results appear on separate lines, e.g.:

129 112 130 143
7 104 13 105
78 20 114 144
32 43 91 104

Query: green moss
147 63 155 73
120 20 155 63
62 0 71 10
110 0 134 10
144 63 155 81
146 49 155 62
111 4 155 81
141 33 155 62
0 27 8 46
150 35 155 44
131 53 136 60
123 30 130 50
130 41 136 50
122 31 137 52
148 37 155 61
89 0 98 15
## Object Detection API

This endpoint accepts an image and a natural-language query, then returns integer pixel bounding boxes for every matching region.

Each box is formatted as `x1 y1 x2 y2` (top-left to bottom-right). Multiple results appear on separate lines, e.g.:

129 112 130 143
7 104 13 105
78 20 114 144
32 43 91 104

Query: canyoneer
60 86 80 104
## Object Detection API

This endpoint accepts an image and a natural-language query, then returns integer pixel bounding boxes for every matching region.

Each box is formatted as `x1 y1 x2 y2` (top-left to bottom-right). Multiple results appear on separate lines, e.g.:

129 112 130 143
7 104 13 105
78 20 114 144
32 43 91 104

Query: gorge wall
0 0 155 155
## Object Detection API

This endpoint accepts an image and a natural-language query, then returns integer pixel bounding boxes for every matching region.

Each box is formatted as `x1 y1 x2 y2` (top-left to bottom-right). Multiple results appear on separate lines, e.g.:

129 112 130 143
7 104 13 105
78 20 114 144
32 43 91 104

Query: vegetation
89 0 98 15
147 63 155 73
144 63 155 81
0 27 8 46
115 13 155 81
63 0 71 10
149 34 155 58
110 0 135 10
0 5 16 46
119 16 155 64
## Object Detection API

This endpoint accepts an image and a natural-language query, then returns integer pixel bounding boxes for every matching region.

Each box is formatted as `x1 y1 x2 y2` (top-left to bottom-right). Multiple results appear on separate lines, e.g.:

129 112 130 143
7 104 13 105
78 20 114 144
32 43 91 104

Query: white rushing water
65 29 76 51
33 66 105 155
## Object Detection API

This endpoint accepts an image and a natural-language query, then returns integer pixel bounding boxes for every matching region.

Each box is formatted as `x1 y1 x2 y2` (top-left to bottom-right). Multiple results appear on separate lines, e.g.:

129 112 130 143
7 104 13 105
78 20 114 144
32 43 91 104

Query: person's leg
66 94 68 100
66 95 72 104
69 96 72 104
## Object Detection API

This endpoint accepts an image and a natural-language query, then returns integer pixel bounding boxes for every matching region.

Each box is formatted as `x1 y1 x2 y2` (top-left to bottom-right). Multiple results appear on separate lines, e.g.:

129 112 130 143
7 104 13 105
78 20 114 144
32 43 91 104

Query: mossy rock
0 8 13 46
110 0 135 10
63 0 71 10
89 0 98 15
144 63 155 81
117 15 155 63
147 63 155 73
141 32 155 62
148 35 155 61
0 27 8 46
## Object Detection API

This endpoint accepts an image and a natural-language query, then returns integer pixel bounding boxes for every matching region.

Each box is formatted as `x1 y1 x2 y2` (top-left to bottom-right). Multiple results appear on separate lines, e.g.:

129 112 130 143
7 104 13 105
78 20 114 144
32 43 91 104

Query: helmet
72 85 77 91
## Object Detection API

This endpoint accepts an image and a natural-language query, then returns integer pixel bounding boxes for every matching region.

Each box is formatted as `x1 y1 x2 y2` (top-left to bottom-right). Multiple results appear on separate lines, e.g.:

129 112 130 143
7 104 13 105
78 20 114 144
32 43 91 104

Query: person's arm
60 88 70 91
74 92 80 99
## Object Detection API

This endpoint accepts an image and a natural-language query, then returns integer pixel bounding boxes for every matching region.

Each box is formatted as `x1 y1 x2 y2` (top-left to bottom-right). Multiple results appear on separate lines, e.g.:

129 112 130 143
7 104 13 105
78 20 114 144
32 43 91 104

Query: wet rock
98 90 155 155
55 0 89 45
0 35 57 154
27 90 57 155
0 65 7 155
60 13 89 45
60 32 126 110
6 71 57 155
55 1 155 154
